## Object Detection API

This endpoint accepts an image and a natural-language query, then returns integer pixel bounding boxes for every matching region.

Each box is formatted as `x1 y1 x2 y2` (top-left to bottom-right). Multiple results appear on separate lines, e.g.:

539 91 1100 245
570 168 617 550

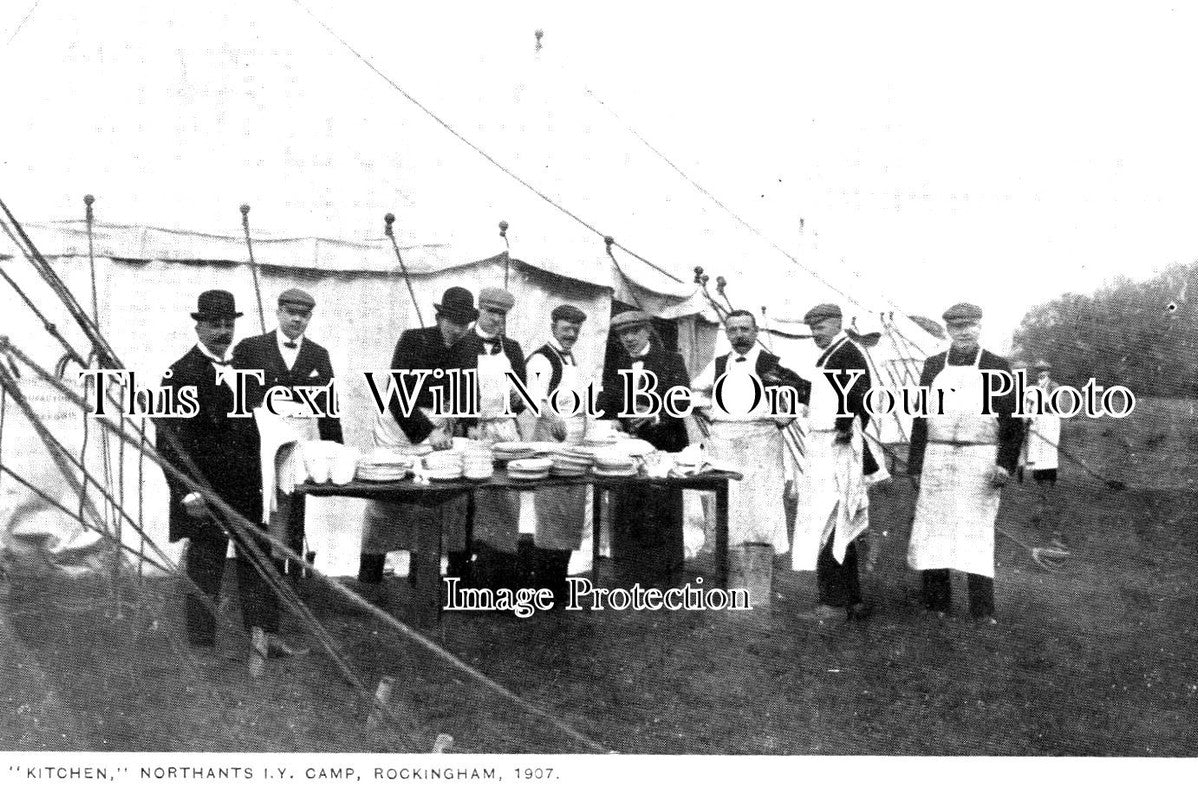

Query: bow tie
282 340 298 350
734 356 747 363
481 339 501 355
558 349 575 365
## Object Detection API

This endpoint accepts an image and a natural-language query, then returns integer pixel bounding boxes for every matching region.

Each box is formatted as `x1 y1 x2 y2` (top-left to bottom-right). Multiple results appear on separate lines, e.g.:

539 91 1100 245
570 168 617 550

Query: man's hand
550 418 568 442
427 428 454 450
182 492 207 519
989 465 1010 488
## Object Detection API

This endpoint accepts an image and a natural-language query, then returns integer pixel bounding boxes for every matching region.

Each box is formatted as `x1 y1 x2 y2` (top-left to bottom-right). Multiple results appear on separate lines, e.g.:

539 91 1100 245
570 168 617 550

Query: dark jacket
599 344 690 453
383 325 459 445
451 329 527 432
157 346 262 542
232 330 343 443
815 336 880 475
908 347 1024 475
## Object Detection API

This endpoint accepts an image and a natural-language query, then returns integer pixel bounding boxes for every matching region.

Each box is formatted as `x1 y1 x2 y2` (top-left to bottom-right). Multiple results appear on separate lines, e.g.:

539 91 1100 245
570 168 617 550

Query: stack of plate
550 446 595 476
492 441 537 464
462 444 494 480
423 450 464 481
593 449 639 477
506 457 552 481
356 448 414 482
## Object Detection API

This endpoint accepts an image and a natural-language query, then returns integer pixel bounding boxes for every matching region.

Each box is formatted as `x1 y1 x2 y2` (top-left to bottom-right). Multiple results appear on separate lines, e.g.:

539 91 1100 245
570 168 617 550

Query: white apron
532 358 592 550
791 351 869 571
1025 381 1060 470
359 404 467 554
706 420 789 552
907 351 1001 577
471 348 523 553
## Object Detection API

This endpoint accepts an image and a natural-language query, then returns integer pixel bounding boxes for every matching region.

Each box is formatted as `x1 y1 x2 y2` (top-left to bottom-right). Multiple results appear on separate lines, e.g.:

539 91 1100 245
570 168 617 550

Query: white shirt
692 342 778 422
526 335 580 408
276 329 304 370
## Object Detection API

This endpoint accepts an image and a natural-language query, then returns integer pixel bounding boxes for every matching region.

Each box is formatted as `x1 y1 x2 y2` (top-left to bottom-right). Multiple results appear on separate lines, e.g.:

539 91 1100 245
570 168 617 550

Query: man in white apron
693 310 808 599
454 287 528 591
526 304 592 606
1025 359 1064 548
907 303 1024 622
790 303 882 623
358 287 476 586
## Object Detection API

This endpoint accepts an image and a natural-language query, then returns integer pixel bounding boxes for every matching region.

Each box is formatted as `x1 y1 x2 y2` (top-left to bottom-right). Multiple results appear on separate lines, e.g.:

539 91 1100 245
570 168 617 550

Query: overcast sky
4 1 1197 348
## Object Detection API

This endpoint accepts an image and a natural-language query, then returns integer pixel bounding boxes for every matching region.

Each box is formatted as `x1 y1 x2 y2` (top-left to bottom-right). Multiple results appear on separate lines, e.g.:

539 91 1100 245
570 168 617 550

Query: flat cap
942 302 983 323
802 303 843 327
1033 359 1052 371
1010 359 1029 371
610 309 651 332
551 303 587 324
478 286 515 312
278 287 315 310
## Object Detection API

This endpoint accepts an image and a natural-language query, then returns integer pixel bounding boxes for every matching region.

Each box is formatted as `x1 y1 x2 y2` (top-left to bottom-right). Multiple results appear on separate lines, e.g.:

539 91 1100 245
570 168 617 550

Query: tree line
1012 261 1197 398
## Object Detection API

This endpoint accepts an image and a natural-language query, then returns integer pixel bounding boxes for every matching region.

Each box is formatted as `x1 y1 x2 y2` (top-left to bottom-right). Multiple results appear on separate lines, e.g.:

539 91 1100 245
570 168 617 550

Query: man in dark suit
233 288 342 579
233 287 342 442
358 287 476 585
450 287 528 590
598 310 691 587
157 290 293 675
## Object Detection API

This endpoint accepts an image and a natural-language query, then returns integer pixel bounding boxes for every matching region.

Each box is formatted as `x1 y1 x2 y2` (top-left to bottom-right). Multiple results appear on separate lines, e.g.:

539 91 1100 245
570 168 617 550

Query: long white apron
907 351 1001 577
532 360 592 551
472 349 523 553
791 360 869 571
706 420 788 552
359 405 467 554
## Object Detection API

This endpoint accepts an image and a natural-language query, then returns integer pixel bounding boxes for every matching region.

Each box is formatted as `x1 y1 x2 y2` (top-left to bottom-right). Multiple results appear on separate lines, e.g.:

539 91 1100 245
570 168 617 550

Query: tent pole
499 220 511 290
239 204 268 335
384 213 425 328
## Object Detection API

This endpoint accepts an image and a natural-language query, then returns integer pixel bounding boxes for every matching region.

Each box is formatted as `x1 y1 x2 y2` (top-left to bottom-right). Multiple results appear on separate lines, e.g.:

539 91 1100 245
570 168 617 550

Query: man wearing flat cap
234 287 343 582
598 309 692 587
450 286 529 590
907 302 1024 623
1021 358 1064 549
157 290 289 674
790 303 884 623
525 303 591 604
358 286 476 587
692 309 810 604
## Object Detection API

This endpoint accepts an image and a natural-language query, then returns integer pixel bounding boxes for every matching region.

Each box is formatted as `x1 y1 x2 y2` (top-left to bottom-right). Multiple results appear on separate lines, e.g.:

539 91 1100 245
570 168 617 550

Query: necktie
282 340 298 350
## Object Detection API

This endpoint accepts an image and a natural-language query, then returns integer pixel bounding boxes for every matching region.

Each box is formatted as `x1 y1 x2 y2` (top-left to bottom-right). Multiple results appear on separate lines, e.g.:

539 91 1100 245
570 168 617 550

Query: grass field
1 398 1195 754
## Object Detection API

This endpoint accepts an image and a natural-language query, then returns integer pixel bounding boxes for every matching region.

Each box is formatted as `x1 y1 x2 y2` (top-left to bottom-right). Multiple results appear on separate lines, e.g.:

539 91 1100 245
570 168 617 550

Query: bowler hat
433 287 478 323
191 289 242 321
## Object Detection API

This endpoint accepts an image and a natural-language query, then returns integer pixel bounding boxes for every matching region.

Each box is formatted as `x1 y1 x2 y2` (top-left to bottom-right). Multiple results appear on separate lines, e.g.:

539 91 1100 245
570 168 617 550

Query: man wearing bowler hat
358 287 477 588
157 290 297 676
234 288 343 579
907 302 1023 624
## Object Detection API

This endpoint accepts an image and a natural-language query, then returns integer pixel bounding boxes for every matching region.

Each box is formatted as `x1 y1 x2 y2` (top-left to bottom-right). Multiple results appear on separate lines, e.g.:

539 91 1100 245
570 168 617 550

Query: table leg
715 483 729 588
410 497 449 628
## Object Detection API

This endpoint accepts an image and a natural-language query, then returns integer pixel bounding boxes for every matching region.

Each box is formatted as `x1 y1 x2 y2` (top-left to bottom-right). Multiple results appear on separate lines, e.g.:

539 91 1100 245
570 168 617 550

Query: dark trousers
611 486 684 588
816 537 862 608
921 569 994 618
184 529 279 645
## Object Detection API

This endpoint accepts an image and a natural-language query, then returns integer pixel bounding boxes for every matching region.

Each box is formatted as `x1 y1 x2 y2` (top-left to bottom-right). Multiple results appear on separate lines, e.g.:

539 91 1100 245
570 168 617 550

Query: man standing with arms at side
1024 359 1065 550
233 288 342 578
358 287 475 586
692 310 809 601
452 287 528 590
790 303 882 623
526 303 591 606
157 290 298 677
907 302 1023 624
